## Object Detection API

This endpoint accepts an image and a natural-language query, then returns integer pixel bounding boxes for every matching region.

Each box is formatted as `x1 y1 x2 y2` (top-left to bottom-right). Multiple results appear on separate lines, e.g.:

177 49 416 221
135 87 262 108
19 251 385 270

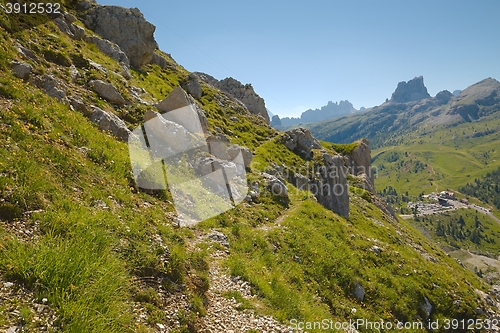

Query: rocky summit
390 75 431 103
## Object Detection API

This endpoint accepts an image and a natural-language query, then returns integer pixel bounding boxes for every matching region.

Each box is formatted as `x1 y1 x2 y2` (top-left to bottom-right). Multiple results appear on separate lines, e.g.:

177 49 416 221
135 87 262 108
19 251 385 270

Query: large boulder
182 73 203 100
390 76 431 103
89 106 131 141
11 61 32 80
85 6 158 68
88 80 126 105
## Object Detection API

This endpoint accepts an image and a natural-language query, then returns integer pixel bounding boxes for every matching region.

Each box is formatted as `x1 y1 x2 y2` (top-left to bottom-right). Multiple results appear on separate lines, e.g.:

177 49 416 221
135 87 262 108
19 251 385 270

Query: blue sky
100 0 499 118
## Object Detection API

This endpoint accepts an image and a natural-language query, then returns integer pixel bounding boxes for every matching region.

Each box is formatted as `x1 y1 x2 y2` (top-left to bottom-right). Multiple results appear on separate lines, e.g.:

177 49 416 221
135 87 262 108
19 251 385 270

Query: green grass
214 189 487 332
0 2 497 332
373 113 500 198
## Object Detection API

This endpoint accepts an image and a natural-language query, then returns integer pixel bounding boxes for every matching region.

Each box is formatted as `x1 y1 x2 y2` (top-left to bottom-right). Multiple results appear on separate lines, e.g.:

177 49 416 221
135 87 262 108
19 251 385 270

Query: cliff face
390 76 431 103
84 5 158 68
345 138 375 193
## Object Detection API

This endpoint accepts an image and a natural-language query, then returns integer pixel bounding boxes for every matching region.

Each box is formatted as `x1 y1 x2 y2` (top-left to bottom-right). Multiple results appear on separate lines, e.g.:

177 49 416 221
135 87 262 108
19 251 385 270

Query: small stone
3 282 14 288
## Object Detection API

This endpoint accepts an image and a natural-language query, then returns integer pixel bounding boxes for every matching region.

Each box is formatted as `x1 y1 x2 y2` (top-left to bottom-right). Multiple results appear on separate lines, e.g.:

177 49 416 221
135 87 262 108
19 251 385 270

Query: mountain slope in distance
308 76 500 149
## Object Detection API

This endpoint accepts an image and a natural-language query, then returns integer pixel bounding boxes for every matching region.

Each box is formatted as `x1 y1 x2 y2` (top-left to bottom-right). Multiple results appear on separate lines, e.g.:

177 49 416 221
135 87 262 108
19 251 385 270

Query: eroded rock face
390 76 431 103
344 138 375 193
195 73 269 123
310 153 349 218
85 6 157 68
282 128 322 159
215 77 269 123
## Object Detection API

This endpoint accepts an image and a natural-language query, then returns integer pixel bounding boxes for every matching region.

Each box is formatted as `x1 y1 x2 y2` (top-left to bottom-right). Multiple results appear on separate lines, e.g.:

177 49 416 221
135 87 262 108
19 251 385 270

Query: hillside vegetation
0 1 499 332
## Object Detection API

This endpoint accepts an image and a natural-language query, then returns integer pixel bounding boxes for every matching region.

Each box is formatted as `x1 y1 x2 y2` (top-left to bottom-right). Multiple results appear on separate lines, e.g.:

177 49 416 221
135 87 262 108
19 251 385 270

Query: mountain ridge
308 76 500 148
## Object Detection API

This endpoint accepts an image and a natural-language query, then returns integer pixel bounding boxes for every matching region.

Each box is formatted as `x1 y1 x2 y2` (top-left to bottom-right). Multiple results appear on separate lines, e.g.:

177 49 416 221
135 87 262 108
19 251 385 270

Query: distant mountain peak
390 76 431 103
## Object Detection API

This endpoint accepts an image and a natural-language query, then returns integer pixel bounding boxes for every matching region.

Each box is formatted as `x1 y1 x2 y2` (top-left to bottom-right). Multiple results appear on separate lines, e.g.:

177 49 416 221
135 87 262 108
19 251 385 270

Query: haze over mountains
273 100 359 129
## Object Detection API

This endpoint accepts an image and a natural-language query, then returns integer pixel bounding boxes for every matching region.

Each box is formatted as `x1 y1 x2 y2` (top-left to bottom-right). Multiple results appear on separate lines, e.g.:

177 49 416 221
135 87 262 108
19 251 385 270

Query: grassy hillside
372 111 500 199
0 2 498 332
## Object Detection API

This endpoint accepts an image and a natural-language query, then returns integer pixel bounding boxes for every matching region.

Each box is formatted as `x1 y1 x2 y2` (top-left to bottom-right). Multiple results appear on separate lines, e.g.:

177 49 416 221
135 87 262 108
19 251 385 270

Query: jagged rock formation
309 77 500 148
84 5 158 68
270 115 281 127
345 138 375 193
195 74 269 123
278 100 358 129
280 128 350 218
390 76 431 103
282 128 322 159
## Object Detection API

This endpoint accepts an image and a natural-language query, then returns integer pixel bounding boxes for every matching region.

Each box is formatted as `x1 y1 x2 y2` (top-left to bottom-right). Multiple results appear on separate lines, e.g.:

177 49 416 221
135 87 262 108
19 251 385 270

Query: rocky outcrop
215 77 269 123
311 153 349 218
88 80 126 105
11 61 32 80
85 35 130 67
262 173 288 198
89 106 131 141
227 145 253 169
32 75 67 101
282 128 321 159
344 138 375 193
53 12 85 40
194 73 269 123
390 76 431 103
181 73 203 100
150 52 168 69
280 128 349 217
85 6 157 68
